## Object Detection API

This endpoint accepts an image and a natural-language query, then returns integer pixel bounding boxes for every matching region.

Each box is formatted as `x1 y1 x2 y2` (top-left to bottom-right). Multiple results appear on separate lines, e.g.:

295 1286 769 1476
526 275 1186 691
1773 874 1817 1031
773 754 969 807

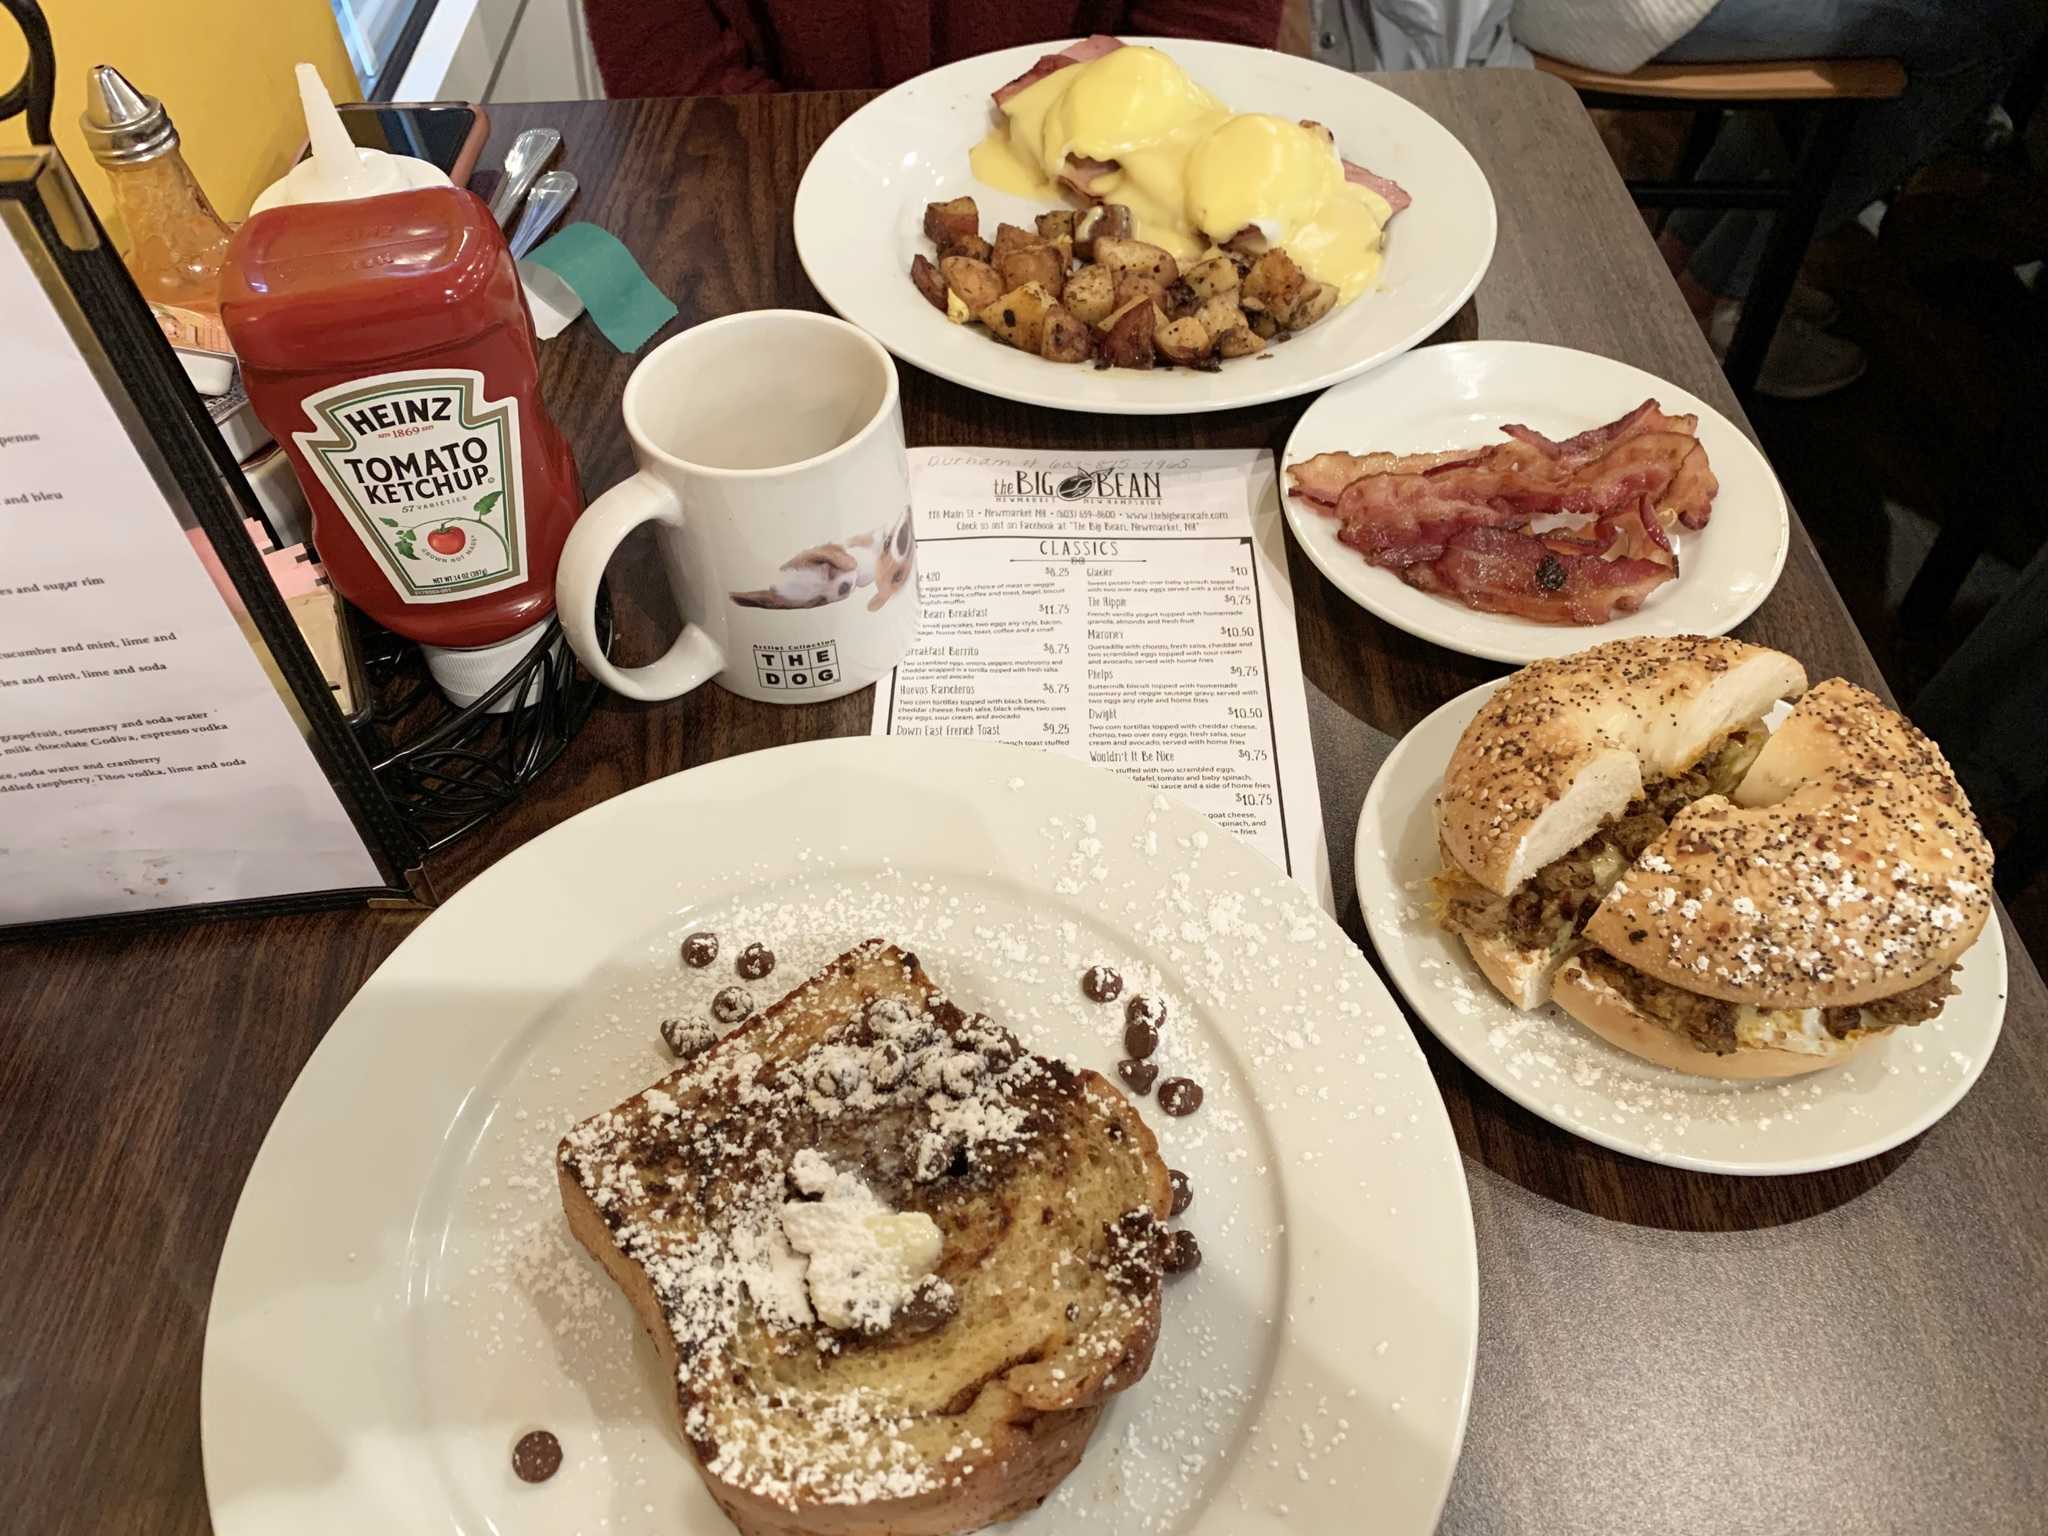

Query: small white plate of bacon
1282 341 1788 660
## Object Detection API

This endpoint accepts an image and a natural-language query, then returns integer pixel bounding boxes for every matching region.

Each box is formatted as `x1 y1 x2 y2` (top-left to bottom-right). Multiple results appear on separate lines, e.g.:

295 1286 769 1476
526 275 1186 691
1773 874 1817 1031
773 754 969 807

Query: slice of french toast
558 939 1172 1536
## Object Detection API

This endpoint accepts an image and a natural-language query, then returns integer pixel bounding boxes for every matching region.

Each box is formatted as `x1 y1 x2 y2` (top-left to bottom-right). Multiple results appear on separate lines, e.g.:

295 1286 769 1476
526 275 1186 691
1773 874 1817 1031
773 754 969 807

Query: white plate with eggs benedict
794 36 1496 414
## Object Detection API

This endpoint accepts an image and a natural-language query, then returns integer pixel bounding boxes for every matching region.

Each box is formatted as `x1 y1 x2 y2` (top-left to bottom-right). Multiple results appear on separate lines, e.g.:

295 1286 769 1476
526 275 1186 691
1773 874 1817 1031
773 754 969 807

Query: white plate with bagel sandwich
1357 635 2007 1176
795 37 1495 415
203 738 1478 1535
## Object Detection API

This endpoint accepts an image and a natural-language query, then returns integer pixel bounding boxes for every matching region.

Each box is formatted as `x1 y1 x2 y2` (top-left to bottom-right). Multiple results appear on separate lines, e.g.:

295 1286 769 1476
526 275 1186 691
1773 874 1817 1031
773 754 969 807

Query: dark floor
1592 103 2048 967
1746 236 2048 963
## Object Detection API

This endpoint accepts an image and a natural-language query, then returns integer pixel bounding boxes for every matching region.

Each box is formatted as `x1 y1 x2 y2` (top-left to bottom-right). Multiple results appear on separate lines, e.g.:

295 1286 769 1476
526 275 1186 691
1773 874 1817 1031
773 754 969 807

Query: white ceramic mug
556 311 918 704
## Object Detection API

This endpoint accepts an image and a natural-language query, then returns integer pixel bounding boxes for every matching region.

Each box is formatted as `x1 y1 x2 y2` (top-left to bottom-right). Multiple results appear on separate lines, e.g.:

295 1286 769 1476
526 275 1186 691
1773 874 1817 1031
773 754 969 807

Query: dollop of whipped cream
780 1149 944 1332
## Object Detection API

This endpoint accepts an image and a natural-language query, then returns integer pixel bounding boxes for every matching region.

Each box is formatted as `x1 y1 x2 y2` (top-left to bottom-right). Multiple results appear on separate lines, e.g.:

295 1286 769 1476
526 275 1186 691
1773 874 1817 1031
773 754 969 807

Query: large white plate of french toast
1359 635 2008 1175
203 737 1478 1535
795 37 1495 414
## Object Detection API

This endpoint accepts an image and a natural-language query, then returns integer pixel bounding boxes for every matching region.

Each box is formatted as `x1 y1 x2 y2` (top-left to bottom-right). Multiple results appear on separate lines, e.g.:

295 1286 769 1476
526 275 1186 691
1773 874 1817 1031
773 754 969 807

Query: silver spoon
508 171 577 258
487 127 561 227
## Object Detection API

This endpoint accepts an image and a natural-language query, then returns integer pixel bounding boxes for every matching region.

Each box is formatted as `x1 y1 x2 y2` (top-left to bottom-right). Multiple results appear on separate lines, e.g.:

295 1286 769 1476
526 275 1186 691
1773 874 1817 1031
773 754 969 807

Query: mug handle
555 472 724 701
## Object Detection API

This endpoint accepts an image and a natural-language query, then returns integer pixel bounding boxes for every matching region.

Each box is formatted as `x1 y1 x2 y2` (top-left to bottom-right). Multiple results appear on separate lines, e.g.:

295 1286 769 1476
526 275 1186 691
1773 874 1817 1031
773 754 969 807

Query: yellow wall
0 0 359 235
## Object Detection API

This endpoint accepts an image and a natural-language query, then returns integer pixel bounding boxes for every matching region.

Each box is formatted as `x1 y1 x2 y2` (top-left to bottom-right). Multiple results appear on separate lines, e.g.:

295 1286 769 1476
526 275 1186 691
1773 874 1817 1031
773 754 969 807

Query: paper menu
872 449 1330 909
0 228 384 924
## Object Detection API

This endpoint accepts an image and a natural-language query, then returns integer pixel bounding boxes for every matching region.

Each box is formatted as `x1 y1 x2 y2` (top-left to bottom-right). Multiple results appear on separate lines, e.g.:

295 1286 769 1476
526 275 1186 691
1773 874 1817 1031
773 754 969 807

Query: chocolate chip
736 942 775 981
1117 1058 1158 1094
1160 1229 1201 1276
660 1015 717 1060
512 1428 562 1483
1168 1168 1193 1217
680 931 719 968
1156 1077 1203 1116
1065 1302 1080 1322
711 986 754 1025
1126 993 1167 1033
1082 964 1123 1003
1123 1016 1159 1059
895 1277 958 1334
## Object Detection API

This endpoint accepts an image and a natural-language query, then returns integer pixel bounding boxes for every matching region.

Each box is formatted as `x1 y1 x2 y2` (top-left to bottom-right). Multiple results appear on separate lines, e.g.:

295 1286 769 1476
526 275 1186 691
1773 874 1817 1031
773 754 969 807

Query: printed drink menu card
871 448 1330 909
0 230 383 924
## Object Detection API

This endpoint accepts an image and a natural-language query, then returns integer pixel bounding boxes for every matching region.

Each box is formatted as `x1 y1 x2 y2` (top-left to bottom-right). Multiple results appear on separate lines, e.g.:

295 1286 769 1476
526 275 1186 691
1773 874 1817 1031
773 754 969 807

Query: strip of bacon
1500 400 1696 464
1330 431 1697 568
1287 447 1477 508
1397 527 1675 624
1661 440 1718 530
991 34 1125 106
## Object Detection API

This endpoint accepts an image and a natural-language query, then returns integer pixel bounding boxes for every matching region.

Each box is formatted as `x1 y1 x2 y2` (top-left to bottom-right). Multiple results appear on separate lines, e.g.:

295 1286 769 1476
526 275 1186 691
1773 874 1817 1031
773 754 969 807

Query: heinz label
293 369 528 603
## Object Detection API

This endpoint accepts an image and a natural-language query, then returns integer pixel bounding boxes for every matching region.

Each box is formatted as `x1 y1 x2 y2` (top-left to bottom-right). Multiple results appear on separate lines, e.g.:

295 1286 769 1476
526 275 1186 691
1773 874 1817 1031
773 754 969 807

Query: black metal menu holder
0 0 421 933
1 0 609 937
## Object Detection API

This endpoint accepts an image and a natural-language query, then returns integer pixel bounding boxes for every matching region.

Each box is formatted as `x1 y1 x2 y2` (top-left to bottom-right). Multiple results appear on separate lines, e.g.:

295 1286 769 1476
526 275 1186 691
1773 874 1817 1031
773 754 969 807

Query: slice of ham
1342 161 1411 216
1059 155 1120 199
1302 121 1411 219
1398 526 1675 625
991 34 1125 106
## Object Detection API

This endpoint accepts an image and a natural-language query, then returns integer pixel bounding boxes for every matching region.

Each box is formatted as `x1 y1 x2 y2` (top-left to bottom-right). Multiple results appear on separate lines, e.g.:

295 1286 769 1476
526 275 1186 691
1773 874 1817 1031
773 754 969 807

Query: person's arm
1121 0 1288 49
581 0 782 96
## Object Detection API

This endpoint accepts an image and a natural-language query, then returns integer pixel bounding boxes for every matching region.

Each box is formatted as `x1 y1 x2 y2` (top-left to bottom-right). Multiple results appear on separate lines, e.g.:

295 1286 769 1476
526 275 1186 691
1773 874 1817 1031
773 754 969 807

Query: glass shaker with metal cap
79 63 235 316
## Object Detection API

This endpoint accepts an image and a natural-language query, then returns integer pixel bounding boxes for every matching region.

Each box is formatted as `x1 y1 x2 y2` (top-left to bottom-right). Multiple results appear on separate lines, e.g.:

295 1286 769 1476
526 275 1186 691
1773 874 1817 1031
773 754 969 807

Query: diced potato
1035 210 1076 244
1217 325 1264 358
1063 263 1115 326
940 255 1004 315
922 196 981 247
1049 234 1074 269
1247 308 1280 339
910 253 948 313
1288 279 1338 330
1112 272 1167 312
946 288 971 324
1182 255 1240 301
998 242 1066 300
1223 225 1269 259
939 232 993 264
976 281 1057 353
1099 299 1158 369
992 223 1038 262
1073 203 1133 258
1154 314 1213 365
1040 304 1094 363
1095 237 1178 290
1160 279 1200 321
1192 293 1248 342
1241 248 1307 325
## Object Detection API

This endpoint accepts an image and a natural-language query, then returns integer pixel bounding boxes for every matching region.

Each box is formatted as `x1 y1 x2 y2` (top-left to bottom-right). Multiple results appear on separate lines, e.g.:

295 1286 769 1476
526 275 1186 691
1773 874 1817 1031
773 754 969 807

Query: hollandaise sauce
969 45 1390 303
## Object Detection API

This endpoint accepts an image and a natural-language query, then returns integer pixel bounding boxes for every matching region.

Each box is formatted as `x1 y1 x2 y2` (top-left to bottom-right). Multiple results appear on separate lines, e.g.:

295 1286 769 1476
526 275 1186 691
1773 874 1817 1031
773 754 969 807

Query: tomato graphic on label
426 526 468 555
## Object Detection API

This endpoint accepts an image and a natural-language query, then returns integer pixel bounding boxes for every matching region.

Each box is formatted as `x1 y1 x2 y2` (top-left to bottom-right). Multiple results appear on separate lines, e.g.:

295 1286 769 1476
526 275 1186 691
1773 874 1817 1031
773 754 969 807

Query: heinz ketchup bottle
221 66 583 708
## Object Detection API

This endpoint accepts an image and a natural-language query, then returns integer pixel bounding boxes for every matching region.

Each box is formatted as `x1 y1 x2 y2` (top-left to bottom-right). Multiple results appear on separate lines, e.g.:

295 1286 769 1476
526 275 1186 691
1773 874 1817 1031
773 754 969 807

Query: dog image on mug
730 512 915 611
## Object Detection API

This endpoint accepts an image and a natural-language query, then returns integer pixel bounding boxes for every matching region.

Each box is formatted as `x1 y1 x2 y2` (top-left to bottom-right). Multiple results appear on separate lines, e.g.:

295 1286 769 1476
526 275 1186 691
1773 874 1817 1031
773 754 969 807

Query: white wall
398 0 599 104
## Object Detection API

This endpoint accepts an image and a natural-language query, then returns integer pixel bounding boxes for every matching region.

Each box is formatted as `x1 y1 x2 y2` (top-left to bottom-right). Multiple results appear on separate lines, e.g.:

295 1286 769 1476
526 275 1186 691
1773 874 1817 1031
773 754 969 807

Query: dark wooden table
5 71 2045 1536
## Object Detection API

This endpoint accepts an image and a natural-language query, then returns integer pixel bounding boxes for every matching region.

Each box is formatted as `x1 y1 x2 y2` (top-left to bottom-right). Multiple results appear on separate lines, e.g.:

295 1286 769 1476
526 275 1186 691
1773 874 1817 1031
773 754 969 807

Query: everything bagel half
1432 638 1994 1077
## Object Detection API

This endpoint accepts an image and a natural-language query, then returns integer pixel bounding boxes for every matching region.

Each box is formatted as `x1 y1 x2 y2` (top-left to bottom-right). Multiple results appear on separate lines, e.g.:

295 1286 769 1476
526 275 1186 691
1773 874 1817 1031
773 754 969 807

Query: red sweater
582 1 1286 98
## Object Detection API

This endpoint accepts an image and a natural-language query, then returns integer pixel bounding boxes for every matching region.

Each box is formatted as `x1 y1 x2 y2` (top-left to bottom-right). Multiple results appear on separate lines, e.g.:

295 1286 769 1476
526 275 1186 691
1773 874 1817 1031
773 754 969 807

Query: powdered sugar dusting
404 769 1461 1533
